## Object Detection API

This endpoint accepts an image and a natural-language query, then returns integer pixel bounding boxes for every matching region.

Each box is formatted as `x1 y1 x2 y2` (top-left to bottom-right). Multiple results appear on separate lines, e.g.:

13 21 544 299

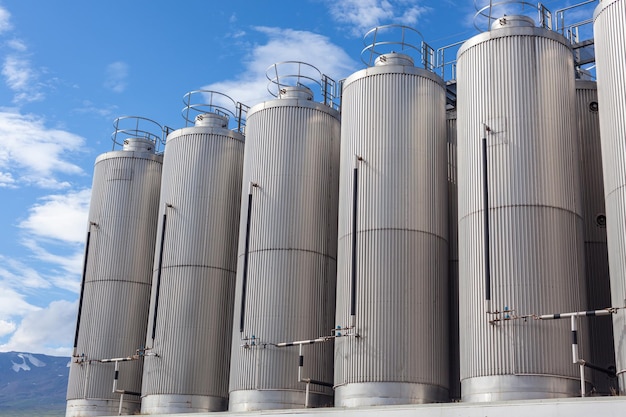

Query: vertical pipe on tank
66 133 163 417
150 208 169 342
481 134 491 314
140 107 245 414
334 51 449 406
239 182 256 334
350 155 361 328
574 80 616 395
73 223 95 357
593 0 626 394
457 16 588 401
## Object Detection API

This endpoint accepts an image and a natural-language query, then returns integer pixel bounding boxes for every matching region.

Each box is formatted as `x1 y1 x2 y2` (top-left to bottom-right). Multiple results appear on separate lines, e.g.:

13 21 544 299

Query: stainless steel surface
575 80 616 395
141 394 227 414
335 382 448 407
461 375 588 402
140 115 245 413
66 397 626 417
447 110 460 401
594 0 626 395
229 390 330 411
64 398 140 417
456 24 588 401
229 90 340 411
334 53 448 406
66 141 163 417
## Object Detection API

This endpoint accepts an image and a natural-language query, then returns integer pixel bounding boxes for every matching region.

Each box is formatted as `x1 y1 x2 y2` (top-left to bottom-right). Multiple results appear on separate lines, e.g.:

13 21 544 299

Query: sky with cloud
0 0 597 357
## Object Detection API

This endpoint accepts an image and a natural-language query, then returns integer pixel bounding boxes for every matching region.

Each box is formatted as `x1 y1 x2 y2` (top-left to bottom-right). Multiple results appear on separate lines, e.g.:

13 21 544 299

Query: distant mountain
0 351 69 417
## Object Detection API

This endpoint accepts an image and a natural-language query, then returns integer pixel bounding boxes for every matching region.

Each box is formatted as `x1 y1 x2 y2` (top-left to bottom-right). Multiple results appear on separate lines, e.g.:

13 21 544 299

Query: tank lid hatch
491 15 536 30
122 137 155 153
374 52 415 67
279 85 314 100
194 112 229 128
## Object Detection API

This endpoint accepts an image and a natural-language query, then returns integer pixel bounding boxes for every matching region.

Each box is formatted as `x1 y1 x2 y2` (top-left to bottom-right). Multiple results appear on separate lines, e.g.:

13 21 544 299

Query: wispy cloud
203 27 358 106
104 61 129 93
0 111 85 189
2 54 44 103
0 256 51 290
0 6 12 34
0 300 77 356
325 0 430 37
19 189 91 245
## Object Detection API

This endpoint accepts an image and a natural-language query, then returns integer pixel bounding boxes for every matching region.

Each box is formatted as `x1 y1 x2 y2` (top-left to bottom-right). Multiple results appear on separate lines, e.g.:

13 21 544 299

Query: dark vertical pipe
151 211 168 341
350 161 359 326
73 226 93 354
482 136 492 312
240 186 254 334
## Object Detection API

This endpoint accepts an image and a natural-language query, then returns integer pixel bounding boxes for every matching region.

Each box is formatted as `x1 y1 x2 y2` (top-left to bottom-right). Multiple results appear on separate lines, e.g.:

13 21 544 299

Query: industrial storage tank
574 80 616 395
66 117 164 417
229 62 340 411
140 92 246 414
456 13 588 401
447 110 460 401
594 0 626 394
334 26 449 406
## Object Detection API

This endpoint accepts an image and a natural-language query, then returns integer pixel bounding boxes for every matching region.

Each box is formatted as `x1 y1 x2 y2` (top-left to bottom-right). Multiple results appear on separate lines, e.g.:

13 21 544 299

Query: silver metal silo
140 92 246 414
66 117 164 417
228 62 340 411
456 13 588 401
594 0 626 394
575 80 616 395
334 25 449 407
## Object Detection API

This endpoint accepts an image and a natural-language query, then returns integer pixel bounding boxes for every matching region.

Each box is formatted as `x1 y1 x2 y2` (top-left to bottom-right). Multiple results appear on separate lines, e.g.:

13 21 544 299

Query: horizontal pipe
114 390 141 396
275 336 334 347
538 309 614 320
579 360 617 378
100 357 136 363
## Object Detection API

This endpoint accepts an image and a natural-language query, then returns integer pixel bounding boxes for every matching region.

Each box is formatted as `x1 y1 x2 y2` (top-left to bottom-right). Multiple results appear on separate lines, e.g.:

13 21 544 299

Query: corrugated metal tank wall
334 53 449 406
447 110 460 401
228 87 340 411
66 139 163 417
593 0 626 394
575 80 616 395
456 18 588 401
140 114 245 414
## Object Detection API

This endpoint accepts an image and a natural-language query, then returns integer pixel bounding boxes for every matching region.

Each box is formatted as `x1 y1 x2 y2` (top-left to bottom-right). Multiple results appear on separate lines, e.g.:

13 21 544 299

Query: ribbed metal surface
66 148 163 417
594 0 626 394
456 25 588 401
140 124 245 413
575 81 616 395
228 96 340 411
334 59 449 407
447 110 460 401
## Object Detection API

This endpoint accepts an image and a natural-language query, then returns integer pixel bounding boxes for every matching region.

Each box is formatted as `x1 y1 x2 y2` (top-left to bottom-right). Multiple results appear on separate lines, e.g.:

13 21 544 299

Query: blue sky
0 0 597 356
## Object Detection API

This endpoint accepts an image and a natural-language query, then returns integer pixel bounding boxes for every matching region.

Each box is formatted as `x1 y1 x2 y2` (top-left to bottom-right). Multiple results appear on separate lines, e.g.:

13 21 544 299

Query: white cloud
0 111 85 188
0 320 16 337
20 239 84 282
0 171 16 188
0 283 40 319
325 0 430 36
0 256 51 290
0 300 76 356
6 38 27 52
203 27 357 107
0 6 12 34
19 189 91 244
104 61 129 93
